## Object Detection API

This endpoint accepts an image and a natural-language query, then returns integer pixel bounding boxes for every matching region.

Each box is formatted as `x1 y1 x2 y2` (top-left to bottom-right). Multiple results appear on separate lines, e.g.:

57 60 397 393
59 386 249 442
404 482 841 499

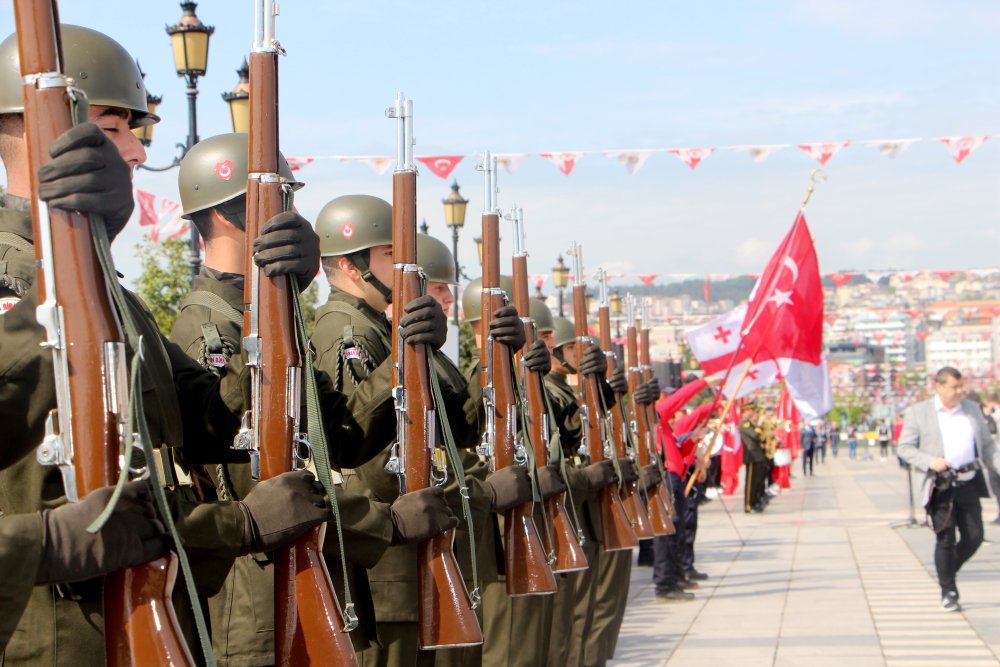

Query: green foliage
299 281 320 337
134 237 190 334
459 320 478 376
828 401 870 426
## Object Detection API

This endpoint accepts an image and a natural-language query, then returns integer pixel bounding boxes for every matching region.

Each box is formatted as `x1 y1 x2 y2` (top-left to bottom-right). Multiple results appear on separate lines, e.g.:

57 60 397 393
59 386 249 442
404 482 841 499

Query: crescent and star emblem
215 160 234 181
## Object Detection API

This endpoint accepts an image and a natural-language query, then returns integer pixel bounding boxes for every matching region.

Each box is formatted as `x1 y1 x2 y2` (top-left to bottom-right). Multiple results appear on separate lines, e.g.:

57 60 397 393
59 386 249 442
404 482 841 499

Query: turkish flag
824 312 839 325
286 157 314 171
720 401 742 496
669 147 714 170
416 155 464 179
799 141 850 165
637 273 658 287
827 272 854 287
134 189 158 227
939 136 989 164
539 152 584 175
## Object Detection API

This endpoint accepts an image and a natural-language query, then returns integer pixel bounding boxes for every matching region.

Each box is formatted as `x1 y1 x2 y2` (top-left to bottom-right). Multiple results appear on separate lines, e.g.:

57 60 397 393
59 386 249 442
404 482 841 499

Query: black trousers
802 448 814 476
929 482 984 594
744 461 766 511
681 478 701 573
652 472 687 594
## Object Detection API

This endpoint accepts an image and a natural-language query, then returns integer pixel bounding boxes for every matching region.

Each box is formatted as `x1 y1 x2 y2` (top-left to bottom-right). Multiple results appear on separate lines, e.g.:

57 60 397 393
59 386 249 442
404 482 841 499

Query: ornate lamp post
552 254 570 317
442 180 469 324
222 58 250 133
131 62 161 147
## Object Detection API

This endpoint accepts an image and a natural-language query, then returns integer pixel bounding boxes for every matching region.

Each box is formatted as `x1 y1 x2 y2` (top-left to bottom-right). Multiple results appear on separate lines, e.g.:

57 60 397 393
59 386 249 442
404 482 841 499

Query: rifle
239 3 357 662
387 93 482 648
568 245 637 551
508 207 588 573
625 297 675 534
639 298 679 524
479 154 557 596
16 3 193 664
596 272 654 539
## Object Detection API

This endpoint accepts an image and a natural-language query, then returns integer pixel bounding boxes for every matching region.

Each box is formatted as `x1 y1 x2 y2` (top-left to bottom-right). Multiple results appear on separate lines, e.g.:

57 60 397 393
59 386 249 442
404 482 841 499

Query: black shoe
685 569 709 581
942 590 961 612
637 556 654 567
655 588 695 602
678 579 699 590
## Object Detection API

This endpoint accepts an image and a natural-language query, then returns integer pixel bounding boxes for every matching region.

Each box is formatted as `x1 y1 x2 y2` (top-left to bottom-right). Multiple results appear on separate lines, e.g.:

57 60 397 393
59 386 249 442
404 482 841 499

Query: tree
299 280 320 337
459 320 477 376
134 237 190 333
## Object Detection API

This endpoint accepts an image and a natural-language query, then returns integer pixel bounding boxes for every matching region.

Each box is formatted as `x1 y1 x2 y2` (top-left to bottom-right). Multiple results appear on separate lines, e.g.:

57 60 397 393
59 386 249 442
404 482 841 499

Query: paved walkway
611 452 1000 666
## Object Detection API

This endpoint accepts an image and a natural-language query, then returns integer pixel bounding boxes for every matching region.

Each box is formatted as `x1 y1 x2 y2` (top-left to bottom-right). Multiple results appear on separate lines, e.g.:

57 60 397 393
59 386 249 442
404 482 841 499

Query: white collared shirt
935 396 976 480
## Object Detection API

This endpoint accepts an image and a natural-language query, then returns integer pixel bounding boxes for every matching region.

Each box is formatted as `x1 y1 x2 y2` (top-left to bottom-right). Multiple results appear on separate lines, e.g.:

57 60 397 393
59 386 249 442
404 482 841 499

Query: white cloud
796 0 1000 38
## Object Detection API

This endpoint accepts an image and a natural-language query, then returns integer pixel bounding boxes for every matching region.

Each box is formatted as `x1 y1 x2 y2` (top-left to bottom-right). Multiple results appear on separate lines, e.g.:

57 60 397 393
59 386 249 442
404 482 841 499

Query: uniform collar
546 371 570 386
328 288 389 328
0 204 34 241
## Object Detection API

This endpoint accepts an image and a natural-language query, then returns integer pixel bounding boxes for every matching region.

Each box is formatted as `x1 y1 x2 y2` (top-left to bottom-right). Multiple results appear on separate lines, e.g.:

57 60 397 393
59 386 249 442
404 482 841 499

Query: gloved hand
582 459 618 491
389 487 459 545
608 365 629 395
536 463 567 500
238 470 332 554
36 480 168 585
485 465 533 513
522 339 551 375
399 295 448 349
37 122 134 241
618 458 639 485
488 306 526 351
640 463 663 491
633 379 660 405
252 211 321 291
578 345 607 377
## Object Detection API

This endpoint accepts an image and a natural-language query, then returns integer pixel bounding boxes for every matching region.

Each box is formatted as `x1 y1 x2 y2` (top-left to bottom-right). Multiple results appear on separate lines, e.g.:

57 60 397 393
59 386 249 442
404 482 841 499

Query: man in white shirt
898 367 1000 612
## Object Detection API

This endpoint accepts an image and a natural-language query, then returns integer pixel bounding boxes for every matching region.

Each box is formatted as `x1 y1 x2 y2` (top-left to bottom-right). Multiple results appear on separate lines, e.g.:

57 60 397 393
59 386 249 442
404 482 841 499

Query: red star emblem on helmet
215 160 234 181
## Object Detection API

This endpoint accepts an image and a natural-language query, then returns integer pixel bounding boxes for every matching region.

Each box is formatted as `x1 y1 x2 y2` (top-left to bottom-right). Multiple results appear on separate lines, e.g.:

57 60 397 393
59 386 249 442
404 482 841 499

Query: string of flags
283 135 992 179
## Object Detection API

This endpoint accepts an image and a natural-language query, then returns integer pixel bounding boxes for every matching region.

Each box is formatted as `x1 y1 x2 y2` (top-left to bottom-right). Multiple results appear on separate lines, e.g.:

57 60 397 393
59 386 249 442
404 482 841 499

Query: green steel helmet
0 25 159 127
316 194 392 257
417 234 457 285
530 298 555 333
178 133 301 218
551 317 576 350
461 275 515 324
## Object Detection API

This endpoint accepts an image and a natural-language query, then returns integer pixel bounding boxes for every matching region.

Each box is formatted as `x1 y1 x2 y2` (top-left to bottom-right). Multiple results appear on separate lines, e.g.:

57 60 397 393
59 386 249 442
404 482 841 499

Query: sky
2 1 999 290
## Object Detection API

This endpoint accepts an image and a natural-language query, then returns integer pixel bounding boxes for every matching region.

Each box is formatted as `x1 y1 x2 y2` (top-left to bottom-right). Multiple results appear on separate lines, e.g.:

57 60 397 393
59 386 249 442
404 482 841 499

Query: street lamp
610 289 624 337
473 237 483 267
420 219 430 235
132 62 162 147
442 180 469 324
222 58 250 134
553 254 570 317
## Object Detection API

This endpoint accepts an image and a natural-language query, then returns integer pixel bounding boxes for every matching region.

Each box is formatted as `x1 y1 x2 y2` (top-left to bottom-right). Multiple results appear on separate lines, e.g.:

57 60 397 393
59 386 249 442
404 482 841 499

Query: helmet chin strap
553 347 577 374
349 251 393 304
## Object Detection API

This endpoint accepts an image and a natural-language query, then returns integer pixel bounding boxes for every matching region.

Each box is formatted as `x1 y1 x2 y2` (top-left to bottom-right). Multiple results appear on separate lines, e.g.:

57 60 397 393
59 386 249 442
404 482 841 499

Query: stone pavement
610 452 1000 667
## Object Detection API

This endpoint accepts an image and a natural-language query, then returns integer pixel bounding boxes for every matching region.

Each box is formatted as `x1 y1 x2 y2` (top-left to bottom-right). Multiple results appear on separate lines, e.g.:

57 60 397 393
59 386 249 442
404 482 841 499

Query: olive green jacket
0 514 42 652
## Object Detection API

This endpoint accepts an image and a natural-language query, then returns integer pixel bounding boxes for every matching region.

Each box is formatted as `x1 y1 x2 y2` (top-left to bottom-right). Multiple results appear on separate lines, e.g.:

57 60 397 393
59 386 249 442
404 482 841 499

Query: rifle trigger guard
127 433 149 480
292 432 312 469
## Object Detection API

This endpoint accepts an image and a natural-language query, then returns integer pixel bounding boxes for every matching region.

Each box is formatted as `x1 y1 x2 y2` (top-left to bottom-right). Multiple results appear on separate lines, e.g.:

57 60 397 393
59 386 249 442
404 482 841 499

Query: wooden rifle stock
14 3 192 664
389 96 481 649
625 314 674 536
242 9 357 663
597 304 654 539
570 273 637 551
639 317 678 524
510 216 587 573
480 163 556 596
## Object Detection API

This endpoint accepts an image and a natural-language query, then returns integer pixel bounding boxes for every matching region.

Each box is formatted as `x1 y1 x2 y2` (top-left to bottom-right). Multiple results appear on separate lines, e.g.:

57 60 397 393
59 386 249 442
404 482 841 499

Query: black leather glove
640 463 663 491
608 365 629 395
36 481 168 585
37 122 134 241
252 211 321 292
238 470 332 555
399 295 448 349
485 465 533 513
618 458 639 485
536 463 567 500
489 306 526 351
634 379 660 405
582 459 618 491
522 339 551 375
389 487 459 545
578 345 607 377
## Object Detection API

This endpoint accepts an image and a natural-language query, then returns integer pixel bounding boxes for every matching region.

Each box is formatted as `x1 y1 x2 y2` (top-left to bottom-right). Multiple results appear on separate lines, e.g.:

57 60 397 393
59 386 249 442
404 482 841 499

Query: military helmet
417 234 458 285
0 25 159 127
316 195 392 257
179 133 301 218
530 298 555 333
551 317 576 350
461 275 515 323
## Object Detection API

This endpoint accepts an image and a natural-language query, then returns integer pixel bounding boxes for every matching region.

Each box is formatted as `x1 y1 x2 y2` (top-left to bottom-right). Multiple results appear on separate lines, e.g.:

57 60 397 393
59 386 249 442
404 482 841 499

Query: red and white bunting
865 271 890 284
529 273 548 288
939 136 990 164
416 155 464 179
539 152 584 176
637 273 658 287
827 272 854 287
286 157 314 171
495 153 530 174
604 149 656 175
134 189 158 227
729 145 788 163
669 147 714 170
859 139 917 160
933 270 960 281
344 156 393 176
151 198 187 243
798 141 850 165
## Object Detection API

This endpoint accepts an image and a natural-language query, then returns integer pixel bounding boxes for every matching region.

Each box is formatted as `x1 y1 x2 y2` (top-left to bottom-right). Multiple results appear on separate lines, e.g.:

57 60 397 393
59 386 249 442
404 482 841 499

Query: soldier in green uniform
0 26 334 665
740 403 767 513
170 135 459 665
311 196 532 666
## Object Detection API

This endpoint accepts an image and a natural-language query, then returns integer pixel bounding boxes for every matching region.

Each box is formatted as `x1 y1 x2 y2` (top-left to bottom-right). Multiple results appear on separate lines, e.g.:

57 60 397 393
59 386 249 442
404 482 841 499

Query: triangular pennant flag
933 270 959 281
494 153 530 174
529 274 548 289
859 139 917 159
603 150 656 175
286 157 315 171
539 152 584 175
637 274 658 287
155 198 188 243
916 331 930 342
823 312 839 325
668 147 714 170
346 156 393 175
798 141 850 165
134 189 158 227
827 272 854 287
939 136 989 165
416 155 464 179
865 271 890 284
729 145 788 163
904 309 923 319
